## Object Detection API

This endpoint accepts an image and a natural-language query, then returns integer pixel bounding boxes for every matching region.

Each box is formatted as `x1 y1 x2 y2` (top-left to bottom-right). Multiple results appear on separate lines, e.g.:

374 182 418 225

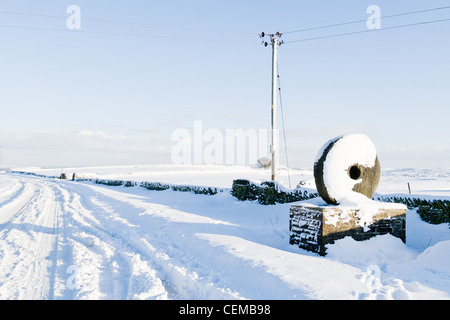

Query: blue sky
0 0 449 169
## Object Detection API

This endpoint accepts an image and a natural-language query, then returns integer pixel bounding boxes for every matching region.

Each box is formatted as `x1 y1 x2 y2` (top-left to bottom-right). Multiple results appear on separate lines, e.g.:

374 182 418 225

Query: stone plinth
289 202 407 255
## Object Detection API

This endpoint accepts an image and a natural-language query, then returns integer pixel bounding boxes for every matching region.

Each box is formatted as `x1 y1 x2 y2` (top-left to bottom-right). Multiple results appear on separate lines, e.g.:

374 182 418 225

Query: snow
313 134 408 229
338 199 406 230
316 133 378 203
300 192 407 229
0 165 449 300
416 241 450 275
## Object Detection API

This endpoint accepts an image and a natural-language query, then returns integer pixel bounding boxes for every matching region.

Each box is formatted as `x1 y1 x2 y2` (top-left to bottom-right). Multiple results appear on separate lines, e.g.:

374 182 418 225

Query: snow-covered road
0 172 449 300
0 173 238 299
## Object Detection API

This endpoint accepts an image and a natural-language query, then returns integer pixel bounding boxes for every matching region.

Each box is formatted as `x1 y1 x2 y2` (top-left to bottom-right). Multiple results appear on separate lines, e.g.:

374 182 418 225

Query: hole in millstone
349 165 361 180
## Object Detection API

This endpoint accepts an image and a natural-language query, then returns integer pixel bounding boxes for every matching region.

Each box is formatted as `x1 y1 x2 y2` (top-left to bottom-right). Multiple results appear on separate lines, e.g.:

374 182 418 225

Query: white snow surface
303 195 407 230
316 133 378 204
0 164 449 300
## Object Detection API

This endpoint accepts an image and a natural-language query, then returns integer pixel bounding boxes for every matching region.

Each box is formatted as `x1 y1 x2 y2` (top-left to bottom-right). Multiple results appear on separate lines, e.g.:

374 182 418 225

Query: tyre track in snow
0 179 37 227
0 174 180 299
54 185 168 300
22 180 62 300
63 181 304 300
0 173 275 299
0 178 25 208
0 174 151 300
57 179 241 300
0 175 61 299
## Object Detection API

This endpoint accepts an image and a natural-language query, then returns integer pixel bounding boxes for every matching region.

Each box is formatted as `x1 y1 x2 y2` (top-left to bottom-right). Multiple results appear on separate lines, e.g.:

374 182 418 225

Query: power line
282 5 450 34
276 62 291 188
0 24 256 45
0 11 63 20
284 17 450 44
0 10 254 35
2 8 448 46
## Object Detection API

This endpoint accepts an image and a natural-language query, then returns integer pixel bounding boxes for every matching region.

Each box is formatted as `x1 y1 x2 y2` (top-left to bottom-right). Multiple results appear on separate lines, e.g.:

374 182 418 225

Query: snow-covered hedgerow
93 179 225 196
140 181 222 195
231 179 319 205
377 196 450 225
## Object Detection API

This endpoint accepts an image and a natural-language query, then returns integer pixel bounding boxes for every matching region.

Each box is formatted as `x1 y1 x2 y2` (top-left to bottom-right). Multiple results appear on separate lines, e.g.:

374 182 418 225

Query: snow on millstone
313 133 381 205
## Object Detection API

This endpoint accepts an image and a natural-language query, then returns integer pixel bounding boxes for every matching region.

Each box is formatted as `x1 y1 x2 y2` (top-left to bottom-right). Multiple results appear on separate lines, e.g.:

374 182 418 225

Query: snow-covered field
0 165 449 300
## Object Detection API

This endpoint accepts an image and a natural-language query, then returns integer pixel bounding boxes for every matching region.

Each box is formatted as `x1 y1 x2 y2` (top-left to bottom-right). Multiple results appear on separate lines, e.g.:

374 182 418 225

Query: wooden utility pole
260 32 283 181
270 37 278 181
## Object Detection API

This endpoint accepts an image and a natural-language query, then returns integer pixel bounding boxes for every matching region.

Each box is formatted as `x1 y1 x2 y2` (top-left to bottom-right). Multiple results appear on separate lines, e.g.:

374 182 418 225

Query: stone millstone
314 135 381 205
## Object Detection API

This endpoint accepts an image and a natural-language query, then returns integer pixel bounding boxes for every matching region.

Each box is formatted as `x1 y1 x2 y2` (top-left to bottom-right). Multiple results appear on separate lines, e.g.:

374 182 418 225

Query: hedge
94 179 224 196
377 196 450 225
231 179 319 205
